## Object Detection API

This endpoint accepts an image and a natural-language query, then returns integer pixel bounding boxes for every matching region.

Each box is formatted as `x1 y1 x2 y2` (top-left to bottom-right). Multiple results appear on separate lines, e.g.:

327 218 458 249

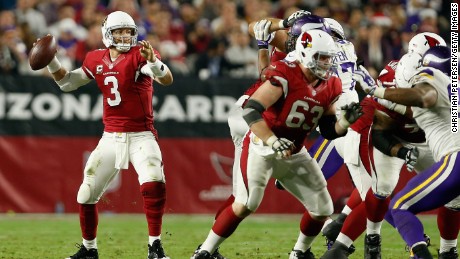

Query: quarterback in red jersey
192 30 363 259
43 11 173 259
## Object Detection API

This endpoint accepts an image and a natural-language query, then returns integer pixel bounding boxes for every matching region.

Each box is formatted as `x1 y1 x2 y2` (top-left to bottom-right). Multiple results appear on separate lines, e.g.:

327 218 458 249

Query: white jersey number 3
105 76 121 106
286 100 324 131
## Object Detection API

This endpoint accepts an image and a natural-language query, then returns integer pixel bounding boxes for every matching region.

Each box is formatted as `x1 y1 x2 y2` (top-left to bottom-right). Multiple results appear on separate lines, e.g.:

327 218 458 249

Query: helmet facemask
306 52 337 80
285 32 297 53
106 27 138 52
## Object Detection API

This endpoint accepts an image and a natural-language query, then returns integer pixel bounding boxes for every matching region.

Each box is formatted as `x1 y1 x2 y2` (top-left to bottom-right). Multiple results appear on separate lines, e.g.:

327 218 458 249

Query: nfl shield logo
311 90 316 96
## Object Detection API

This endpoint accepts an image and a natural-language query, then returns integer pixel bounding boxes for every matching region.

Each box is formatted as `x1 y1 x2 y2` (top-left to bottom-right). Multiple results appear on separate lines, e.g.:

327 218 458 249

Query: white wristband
393 104 407 115
373 87 386 98
278 20 285 29
47 56 61 74
266 135 278 147
147 59 167 78
338 118 350 129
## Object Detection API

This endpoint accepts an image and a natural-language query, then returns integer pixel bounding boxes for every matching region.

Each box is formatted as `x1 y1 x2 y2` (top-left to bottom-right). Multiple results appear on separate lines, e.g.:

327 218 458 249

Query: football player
371 46 460 259
43 11 173 259
322 32 456 259
252 15 367 247
192 12 332 259
360 33 458 259
192 30 362 259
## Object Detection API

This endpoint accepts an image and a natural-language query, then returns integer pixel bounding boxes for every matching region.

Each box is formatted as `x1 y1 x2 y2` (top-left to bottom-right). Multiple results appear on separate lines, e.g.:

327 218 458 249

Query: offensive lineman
192 30 362 259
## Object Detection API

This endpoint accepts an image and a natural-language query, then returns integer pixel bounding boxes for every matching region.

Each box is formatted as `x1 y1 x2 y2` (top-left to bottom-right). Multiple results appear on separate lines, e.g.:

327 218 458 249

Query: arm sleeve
371 129 400 157
242 99 265 126
318 115 344 140
56 68 92 92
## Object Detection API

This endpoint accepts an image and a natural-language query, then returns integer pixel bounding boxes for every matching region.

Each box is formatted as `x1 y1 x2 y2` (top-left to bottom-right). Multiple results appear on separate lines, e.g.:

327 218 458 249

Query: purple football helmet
286 14 332 53
422 46 451 76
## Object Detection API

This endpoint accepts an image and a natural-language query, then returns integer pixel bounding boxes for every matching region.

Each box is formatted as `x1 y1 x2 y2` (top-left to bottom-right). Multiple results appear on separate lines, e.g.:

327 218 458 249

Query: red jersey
261 60 342 152
82 46 161 135
350 97 377 134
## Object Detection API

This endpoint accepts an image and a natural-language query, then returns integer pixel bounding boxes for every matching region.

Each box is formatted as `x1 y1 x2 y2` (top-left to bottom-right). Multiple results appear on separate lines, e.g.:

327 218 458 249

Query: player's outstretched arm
47 57 91 92
372 83 437 108
139 40 173 86
248 10 310 53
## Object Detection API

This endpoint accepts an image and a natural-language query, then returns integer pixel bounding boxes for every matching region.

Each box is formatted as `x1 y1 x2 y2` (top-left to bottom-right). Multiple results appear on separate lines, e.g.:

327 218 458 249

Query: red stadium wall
0 136 417 214
0 76 416 214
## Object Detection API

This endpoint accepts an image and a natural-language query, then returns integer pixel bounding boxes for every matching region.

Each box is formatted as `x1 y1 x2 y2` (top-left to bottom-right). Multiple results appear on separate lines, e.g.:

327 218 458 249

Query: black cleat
211 247 227 259
66 244 98 259
439 247 459 259
320 241 355 259
191 245 227 259
407 234 431 258
192 250 213 259
364 234 381 259
289 248 315 259
322 213 347 243
412 244 433 259
148 239 169 259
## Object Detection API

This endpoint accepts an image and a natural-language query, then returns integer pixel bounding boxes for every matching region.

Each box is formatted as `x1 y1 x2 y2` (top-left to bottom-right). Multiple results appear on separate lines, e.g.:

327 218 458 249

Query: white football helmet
324 18 345 40
101 11 138 52
295 30 337 80
395 52 422 88
407 32 446 56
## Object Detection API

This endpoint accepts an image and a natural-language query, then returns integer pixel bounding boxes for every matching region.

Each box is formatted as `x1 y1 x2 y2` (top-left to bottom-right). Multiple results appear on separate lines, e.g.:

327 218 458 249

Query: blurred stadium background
0 0 451 258
0 0 449 216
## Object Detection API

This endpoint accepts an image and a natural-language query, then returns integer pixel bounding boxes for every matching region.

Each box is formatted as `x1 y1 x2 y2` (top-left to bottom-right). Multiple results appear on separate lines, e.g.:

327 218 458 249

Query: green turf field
0 213 440 258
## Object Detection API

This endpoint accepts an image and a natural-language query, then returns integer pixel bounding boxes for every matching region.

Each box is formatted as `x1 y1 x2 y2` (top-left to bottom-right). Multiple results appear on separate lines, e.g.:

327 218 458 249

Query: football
29 35 57 71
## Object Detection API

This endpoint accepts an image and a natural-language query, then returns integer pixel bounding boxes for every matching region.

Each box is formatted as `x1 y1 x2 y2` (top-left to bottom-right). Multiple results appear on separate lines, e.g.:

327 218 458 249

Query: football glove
352 65 377 94
339 102 363 129
404 147 419 172
254 19 272 42
282 10 311 28
254 19 274 49
267 136 296 158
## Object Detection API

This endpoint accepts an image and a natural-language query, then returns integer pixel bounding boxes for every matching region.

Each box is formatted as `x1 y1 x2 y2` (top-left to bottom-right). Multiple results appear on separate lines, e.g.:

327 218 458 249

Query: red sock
300 211 325 236
341 202 366 241
365 189 390 223
141 182 166 236
215 195 235 220
80 204 98 240
437 206 460 240
212 205 243 238
346 188 362 210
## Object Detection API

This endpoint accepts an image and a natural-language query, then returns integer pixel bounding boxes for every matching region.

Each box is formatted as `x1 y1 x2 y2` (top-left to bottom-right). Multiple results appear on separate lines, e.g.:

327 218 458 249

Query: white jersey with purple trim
333 39 358 92
331 39 359 118
410 67 460 161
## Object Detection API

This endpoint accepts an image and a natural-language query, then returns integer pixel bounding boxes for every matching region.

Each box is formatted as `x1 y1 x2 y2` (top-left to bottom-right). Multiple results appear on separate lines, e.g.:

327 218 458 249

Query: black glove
282 10 311 28
339 102 363 128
